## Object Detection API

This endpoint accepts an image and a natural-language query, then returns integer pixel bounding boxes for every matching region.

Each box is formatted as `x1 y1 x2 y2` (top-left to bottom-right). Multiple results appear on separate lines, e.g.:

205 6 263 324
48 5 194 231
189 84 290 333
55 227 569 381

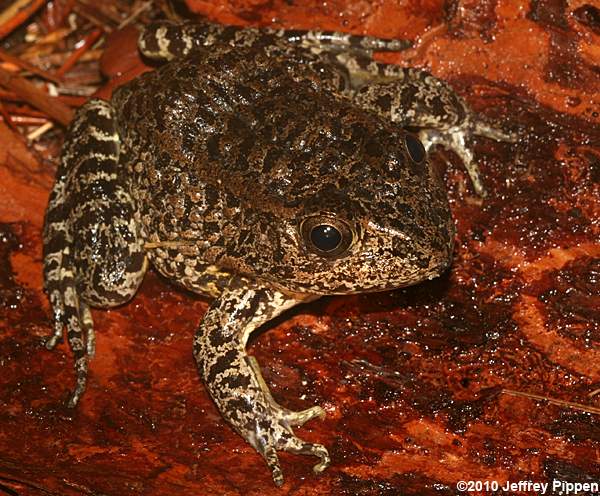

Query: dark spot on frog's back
349 122 368 143
365 136 383 158
376 93 392 112
174 62 199 81
207 135 221 158
395 202 414 218
415 251 432 268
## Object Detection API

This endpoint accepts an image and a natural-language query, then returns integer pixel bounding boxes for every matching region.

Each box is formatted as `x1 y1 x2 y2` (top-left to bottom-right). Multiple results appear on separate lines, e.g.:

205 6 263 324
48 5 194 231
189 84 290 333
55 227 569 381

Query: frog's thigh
68 99 147 308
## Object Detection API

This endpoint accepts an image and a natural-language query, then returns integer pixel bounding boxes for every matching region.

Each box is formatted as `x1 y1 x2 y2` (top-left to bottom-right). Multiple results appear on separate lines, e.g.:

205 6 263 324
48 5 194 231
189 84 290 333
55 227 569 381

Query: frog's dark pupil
405 134 425 163
310 224 342 252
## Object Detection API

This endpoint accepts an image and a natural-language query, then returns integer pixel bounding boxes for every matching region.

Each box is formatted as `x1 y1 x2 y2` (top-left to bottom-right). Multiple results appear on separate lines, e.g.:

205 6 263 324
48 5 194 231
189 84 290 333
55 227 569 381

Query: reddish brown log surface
0 1 599 495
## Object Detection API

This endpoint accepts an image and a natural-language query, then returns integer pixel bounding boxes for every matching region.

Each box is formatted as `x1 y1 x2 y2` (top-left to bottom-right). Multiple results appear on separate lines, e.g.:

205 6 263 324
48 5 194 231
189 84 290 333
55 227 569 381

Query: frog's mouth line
144 240 195 250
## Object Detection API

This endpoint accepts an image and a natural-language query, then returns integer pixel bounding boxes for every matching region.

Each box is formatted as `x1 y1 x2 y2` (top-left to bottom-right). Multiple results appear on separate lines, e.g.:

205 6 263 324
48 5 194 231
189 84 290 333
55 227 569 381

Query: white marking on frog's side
182 30 193 54
78 171 117 184
156 26 171 58
88 127 119 142
87 100 113 118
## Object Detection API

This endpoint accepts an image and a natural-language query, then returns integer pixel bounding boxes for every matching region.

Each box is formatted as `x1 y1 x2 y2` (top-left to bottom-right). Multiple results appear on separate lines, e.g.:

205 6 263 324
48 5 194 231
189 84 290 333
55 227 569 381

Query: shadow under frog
42 20 515 486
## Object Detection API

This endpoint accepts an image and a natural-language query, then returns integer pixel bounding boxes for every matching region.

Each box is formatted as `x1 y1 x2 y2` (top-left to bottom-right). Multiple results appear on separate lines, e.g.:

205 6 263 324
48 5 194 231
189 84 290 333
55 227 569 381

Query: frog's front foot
247 355 326 428
194 282 329 485
252 402 331 486
247 356 330 484
419 117 517 196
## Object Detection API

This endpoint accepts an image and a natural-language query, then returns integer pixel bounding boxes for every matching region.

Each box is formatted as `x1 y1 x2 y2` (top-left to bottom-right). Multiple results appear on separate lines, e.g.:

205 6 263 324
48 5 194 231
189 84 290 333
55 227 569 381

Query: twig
0 48 62 84
0 66 74 125
501 388 600 415
27 121 54 140
0 101 16 131
0 0 47 40
55 28 103 78
118 0 152 29
72 2 115 32
0 115 49 125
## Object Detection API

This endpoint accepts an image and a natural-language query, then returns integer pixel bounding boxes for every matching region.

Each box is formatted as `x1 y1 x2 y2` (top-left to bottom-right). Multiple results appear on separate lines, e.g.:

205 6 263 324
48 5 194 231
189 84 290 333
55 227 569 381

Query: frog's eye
300 216 353 258
310 224 341 252
404 133 426 163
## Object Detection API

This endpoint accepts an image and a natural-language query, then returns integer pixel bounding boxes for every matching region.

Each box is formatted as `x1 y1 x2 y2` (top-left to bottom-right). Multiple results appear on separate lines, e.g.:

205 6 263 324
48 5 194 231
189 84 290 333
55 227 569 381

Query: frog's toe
45 289 93 407
48 257 93 407
283 405 326 427
80 302 96 357
263 446 284 487
280 435 331 475
252 409 330 484
472 120 518 143
247 355 326 428
45 289 65 350
419 126 486 195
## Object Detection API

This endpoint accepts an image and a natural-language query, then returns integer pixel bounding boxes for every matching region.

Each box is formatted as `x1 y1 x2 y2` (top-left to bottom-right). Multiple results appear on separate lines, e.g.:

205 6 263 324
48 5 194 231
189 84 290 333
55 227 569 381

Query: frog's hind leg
138 20 412 62
43 99 146 406
338 54 516 195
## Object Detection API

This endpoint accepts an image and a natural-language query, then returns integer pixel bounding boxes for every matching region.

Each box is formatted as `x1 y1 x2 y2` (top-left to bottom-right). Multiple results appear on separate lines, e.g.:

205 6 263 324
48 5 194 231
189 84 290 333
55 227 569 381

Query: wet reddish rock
0 0 598 494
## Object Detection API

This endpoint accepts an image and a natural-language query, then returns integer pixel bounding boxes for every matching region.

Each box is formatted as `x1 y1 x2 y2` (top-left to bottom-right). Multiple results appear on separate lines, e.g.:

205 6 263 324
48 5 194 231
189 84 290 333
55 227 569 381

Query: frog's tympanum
43 21 514 485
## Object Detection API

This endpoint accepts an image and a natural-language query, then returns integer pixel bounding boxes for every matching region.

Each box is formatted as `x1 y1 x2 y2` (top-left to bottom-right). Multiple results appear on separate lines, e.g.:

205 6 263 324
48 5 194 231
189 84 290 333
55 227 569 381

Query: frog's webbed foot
341 58 517 195
254 405 331 486
418 117 518 196
194 282 329 485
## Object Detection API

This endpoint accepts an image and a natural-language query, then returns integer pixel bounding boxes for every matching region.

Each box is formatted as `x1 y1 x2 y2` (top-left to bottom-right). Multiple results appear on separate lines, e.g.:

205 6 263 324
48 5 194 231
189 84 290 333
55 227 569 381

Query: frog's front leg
43 99 147 406
193 278 329 486
340 54 516 195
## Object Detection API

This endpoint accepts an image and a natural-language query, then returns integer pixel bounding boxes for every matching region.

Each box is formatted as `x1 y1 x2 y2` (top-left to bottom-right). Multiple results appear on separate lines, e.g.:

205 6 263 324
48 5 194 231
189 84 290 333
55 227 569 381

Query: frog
42 19 516 486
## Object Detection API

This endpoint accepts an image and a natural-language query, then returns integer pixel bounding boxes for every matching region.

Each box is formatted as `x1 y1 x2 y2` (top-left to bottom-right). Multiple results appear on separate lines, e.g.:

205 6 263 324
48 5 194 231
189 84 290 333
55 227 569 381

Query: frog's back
112 45 453 290
113 47 330 202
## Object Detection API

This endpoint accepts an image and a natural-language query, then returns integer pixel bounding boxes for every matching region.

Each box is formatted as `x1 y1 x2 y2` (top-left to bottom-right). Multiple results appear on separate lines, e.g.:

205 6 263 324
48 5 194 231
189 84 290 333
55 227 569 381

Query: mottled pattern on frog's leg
43 99 146 406
336 53 516 194
193 278 329 486
138 20 412 62
43 102 103 405
275 27 412 56
43 164 70 348
66 100 147 311
138 21 279 61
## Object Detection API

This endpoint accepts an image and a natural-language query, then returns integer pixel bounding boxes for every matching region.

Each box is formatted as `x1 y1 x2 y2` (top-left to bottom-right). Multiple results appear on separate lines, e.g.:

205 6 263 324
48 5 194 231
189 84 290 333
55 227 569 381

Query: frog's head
228 100 456 295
